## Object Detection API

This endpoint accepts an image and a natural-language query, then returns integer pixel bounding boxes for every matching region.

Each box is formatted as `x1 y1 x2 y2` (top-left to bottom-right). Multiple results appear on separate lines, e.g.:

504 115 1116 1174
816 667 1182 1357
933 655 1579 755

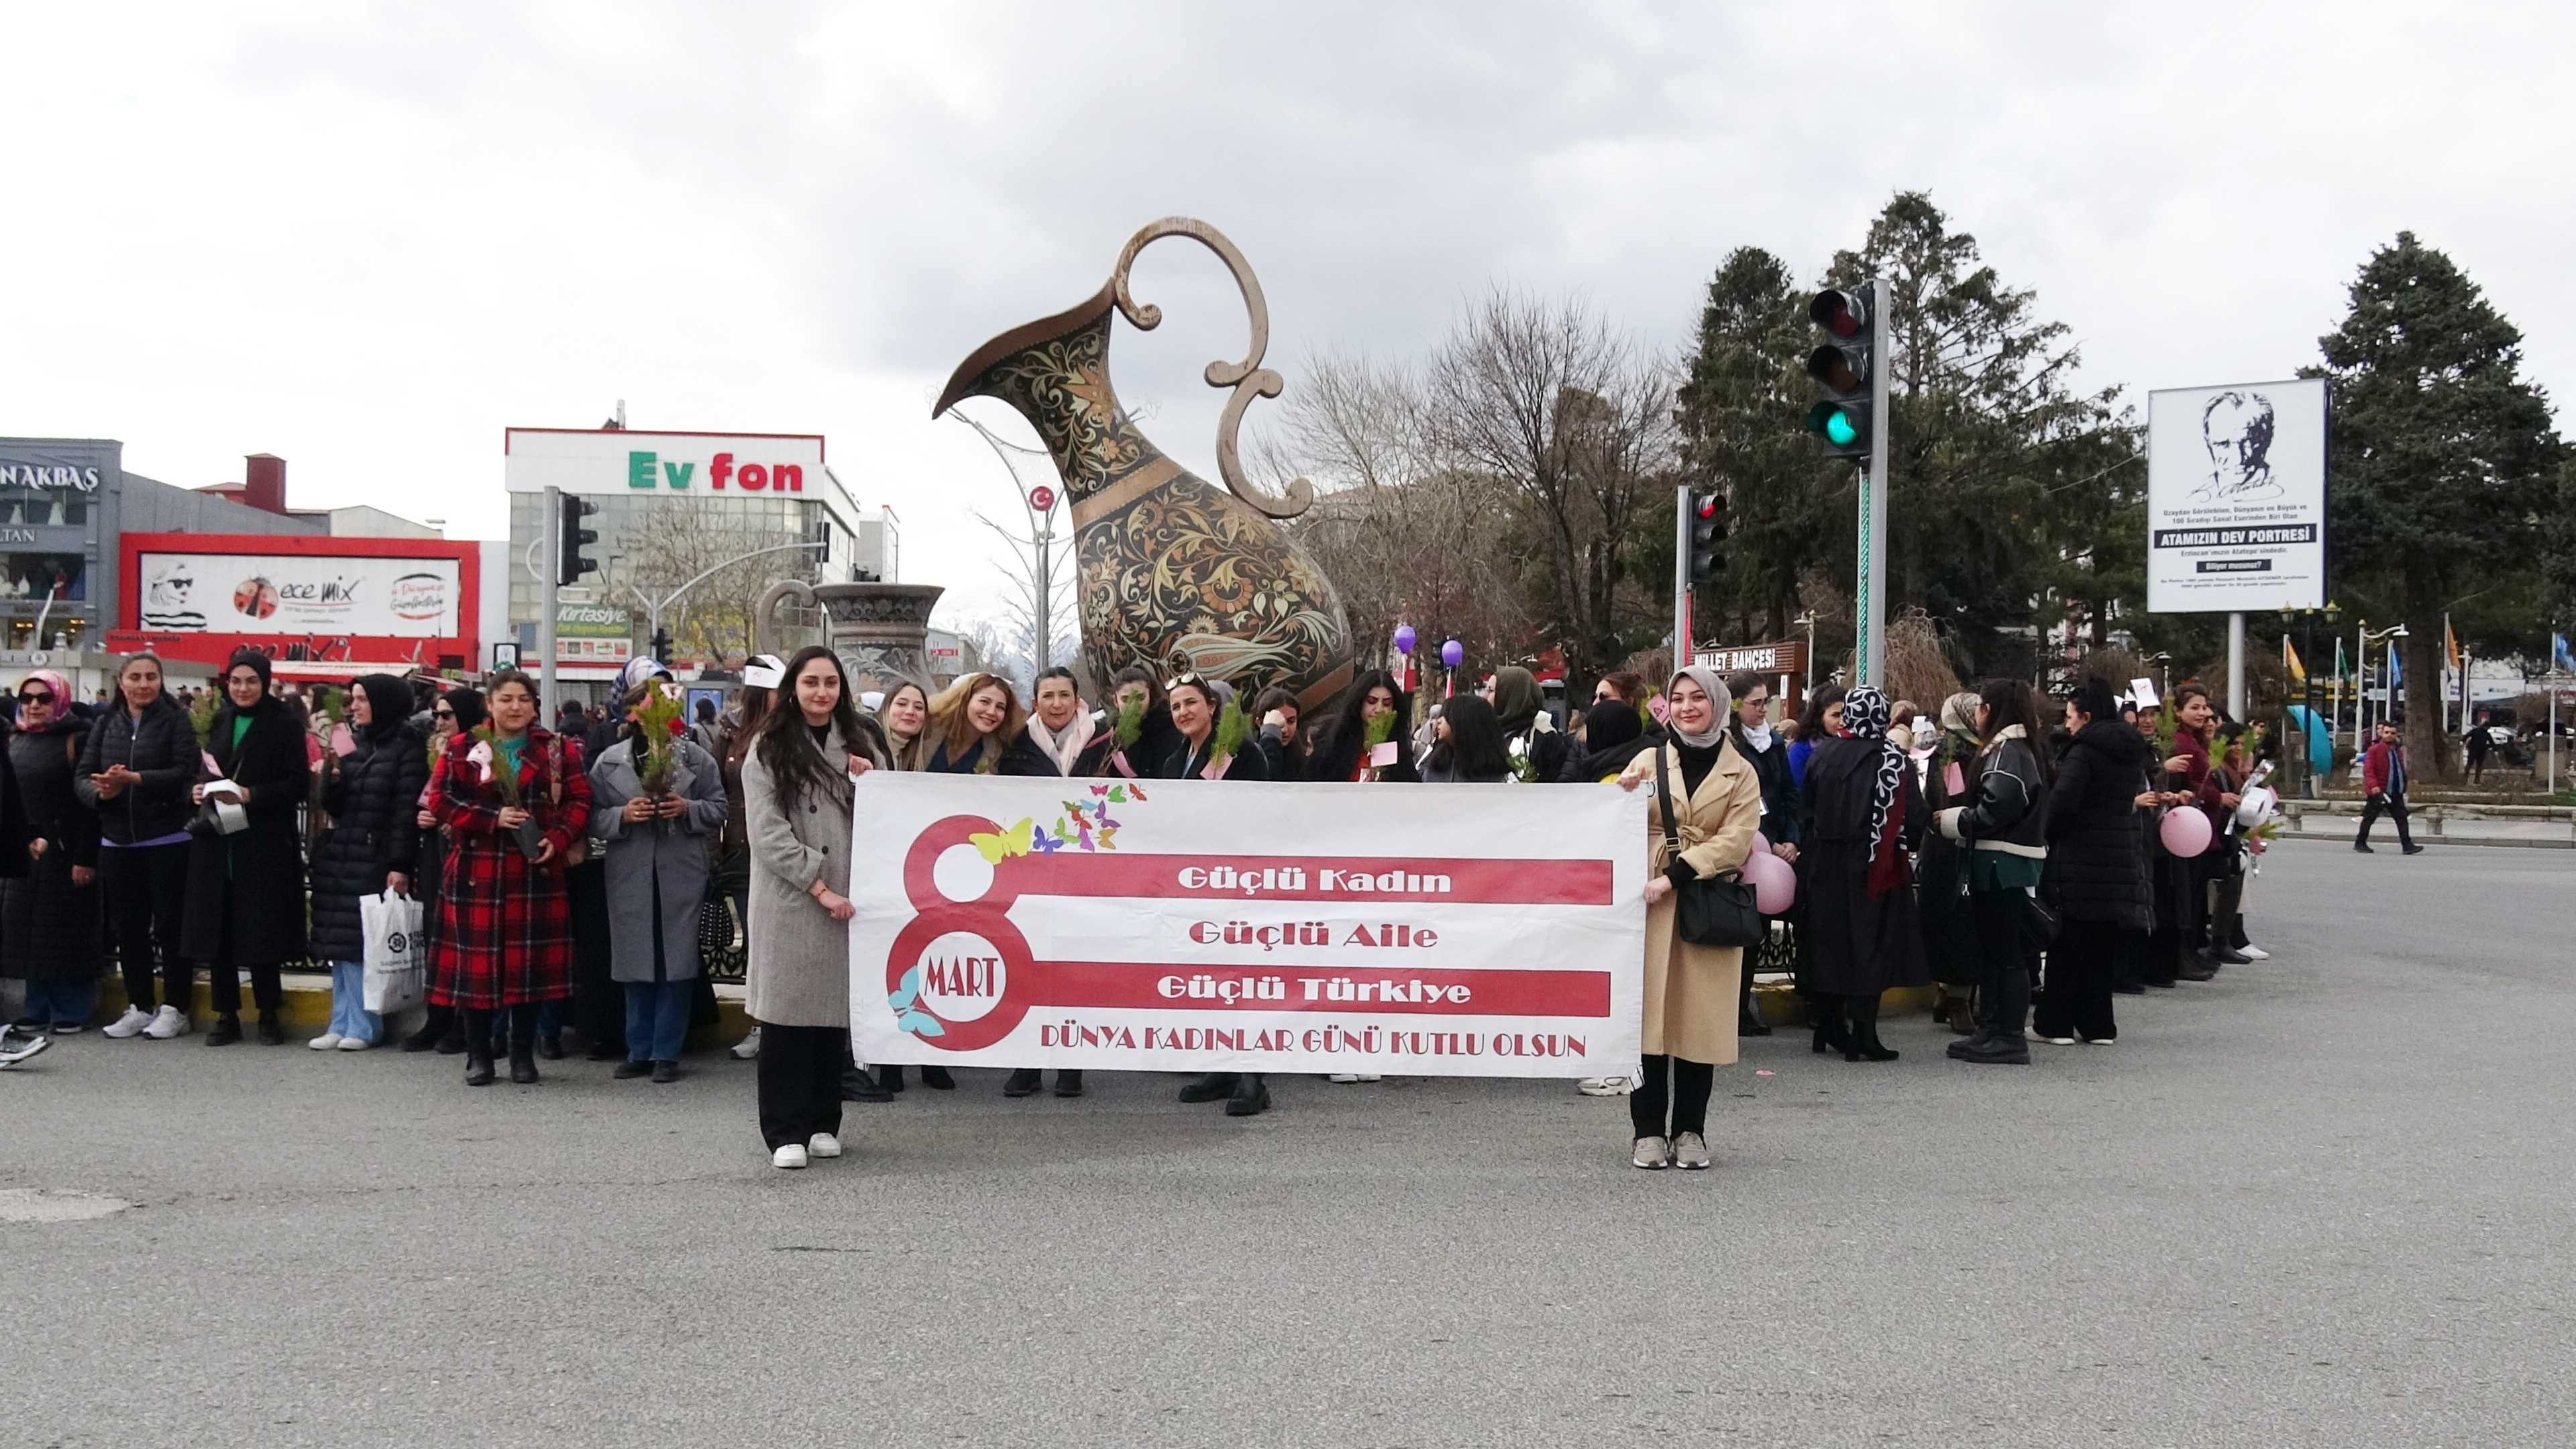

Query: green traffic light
1824 409 1859 446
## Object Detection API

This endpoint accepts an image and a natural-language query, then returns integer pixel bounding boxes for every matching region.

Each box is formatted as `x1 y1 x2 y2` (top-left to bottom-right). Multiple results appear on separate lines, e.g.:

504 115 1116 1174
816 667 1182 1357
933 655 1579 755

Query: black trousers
1629 1053 1715 1138
758 1023 845 1150
566 857 623 1050
2357 794 2413 849
2034 918 2119 1042
210 962 283 1015
99 843 191 1012
464 1003 537 1054
1969 890 2035 1039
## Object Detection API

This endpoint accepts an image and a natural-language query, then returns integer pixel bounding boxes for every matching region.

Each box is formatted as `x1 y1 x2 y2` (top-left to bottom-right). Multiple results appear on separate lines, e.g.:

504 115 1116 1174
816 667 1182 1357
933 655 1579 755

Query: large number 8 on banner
882 815 1037 1051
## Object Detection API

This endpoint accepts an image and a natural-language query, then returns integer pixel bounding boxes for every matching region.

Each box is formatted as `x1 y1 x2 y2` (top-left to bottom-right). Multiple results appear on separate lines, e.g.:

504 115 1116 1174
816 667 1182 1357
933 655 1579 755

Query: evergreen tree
1823 193 2134 677
1675 247 1837 645
2305 232 2565 775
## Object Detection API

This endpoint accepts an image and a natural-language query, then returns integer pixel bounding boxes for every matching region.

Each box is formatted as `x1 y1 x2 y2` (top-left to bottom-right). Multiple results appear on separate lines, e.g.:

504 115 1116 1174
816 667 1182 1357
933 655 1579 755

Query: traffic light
1686 489 1724 584
557 494 600 587
649 626 673 663
1804 284 1874 461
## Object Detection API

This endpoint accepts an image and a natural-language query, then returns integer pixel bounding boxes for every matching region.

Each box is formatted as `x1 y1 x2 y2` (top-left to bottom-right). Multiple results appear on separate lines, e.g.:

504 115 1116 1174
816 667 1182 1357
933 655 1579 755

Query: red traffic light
1695 494 1719 520
1810 288 1868 339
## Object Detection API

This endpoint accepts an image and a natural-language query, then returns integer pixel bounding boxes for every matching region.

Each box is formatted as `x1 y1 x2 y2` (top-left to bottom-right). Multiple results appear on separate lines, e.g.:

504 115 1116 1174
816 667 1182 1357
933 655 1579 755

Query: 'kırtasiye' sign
847 773 1644 1076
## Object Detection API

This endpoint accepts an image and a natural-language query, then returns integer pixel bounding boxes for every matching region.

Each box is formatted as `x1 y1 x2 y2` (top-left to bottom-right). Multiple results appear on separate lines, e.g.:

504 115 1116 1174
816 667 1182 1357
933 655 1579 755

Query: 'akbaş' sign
847 774 1643 1077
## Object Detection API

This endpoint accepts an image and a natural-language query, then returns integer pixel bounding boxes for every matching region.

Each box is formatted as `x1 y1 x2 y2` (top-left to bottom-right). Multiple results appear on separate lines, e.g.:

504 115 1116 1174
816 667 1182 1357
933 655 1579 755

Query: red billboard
110 533 481 677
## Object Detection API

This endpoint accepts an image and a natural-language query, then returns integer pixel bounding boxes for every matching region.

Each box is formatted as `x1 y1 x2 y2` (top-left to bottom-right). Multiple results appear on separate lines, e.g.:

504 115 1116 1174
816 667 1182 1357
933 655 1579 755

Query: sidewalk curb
81 975 755 1042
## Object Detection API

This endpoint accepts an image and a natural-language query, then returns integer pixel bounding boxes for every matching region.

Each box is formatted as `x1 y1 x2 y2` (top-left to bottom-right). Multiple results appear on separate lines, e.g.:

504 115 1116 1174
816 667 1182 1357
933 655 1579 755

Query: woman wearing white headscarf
1614 665 1760 1171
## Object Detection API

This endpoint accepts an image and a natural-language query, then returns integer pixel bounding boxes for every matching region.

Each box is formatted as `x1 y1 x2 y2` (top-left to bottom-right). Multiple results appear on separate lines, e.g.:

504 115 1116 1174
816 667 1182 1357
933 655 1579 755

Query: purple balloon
2158 807 2214 857
1393 624 1417 655
1742 849 1796 915
1440 639 1464 669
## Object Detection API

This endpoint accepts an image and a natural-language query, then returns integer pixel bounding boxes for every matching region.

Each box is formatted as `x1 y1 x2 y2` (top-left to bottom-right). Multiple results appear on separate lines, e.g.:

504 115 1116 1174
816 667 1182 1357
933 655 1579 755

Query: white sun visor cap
741 654 787 690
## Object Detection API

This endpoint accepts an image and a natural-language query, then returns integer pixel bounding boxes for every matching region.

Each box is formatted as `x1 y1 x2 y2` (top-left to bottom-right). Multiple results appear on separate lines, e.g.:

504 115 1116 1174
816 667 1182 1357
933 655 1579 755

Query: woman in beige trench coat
1617 665 1760 1171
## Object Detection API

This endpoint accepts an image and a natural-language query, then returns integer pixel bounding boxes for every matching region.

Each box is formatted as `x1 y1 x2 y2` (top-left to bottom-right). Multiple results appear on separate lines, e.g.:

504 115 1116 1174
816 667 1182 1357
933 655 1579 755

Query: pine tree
2306 232 2565 777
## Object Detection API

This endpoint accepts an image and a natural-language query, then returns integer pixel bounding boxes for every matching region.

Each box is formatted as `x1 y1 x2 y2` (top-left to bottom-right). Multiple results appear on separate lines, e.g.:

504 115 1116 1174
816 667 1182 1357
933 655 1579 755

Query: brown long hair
751 647 871 810
928 671 1026 763
1976 677 2055 782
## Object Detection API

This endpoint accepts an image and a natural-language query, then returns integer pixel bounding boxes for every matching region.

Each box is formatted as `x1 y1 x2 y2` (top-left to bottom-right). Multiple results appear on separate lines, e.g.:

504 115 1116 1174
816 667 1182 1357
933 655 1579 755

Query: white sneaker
1631 1135 1671 1169
2027 1029 2076 1046
771 1144 809 1170
2239 944 2270 961
0 1029 50 1069
1578 1075 1635 1096
142 1005 190 1039
1327 1073 1360 1083
1671 1130 1713 1170
2082 1035 2116 1046
335 1034 372 1051
731 1026 761 1061
308 1032 343 1051
102 1006 154 1038
806 1132 843 1159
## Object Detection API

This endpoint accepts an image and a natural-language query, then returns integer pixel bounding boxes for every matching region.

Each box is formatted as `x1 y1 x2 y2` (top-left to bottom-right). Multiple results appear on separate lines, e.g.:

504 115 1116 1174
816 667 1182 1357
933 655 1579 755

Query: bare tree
1265 352 1532 672
616 497 823 663
1418 288 1678 678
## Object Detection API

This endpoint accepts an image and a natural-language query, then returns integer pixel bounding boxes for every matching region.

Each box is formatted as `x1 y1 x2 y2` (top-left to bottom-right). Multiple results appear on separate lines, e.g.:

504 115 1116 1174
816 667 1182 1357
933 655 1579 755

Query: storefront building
0 438 325 698
502 426 889 695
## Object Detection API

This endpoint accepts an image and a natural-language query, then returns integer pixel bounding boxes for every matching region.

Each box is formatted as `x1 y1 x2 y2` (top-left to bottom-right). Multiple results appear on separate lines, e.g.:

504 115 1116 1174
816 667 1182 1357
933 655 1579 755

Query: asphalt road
7 839 2573 1448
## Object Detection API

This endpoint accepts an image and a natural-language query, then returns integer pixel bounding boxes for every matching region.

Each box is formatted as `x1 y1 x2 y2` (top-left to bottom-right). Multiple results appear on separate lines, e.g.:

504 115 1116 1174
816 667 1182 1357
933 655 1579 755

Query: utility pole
1671 484 1691 668
1860 281 1888 688
2226 611 2246 720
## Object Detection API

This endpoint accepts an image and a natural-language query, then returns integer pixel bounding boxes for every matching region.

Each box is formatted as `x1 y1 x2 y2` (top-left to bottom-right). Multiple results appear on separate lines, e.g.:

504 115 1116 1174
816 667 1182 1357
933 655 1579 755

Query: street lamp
2279 600 2341 799
1791 610 1818 701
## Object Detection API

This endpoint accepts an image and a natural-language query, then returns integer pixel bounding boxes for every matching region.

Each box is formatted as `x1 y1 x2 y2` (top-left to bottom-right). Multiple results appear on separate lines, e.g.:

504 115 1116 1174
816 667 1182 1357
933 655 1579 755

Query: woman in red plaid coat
428 671 592 1087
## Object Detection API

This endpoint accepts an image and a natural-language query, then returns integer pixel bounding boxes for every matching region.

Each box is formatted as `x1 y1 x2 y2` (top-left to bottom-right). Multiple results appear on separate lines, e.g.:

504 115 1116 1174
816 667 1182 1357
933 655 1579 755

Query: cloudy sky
6 1 2571 631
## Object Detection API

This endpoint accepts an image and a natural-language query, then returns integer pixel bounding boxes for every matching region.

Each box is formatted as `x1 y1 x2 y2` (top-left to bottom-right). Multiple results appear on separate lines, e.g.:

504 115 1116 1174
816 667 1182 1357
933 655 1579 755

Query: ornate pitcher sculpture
935 218 1354 710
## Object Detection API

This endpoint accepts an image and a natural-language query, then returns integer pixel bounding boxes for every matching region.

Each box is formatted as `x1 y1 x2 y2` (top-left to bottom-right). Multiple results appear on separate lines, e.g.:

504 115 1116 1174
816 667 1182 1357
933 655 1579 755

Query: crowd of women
0 646 2267 1177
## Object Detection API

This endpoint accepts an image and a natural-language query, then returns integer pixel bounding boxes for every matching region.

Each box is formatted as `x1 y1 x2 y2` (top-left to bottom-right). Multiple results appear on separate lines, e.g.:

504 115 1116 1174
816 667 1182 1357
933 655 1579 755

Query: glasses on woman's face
19 692 52 706
433 708 456 720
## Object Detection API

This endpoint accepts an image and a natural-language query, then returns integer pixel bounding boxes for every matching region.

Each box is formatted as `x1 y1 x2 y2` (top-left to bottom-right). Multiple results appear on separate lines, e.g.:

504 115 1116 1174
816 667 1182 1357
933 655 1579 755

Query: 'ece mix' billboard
2146 378 2327 614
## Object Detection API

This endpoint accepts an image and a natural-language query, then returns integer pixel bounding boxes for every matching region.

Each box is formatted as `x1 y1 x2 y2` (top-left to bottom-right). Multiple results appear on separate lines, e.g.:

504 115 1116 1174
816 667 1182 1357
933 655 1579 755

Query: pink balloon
2159 806 2214 857
1742 849 1796 915
1750 829 1772 857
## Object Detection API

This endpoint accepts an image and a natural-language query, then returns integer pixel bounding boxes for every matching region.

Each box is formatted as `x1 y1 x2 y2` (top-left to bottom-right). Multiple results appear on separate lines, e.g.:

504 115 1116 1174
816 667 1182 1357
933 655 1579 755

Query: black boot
1843 994 1898 1063
920 1065 955 1090
462 1010 494 1084
205 1013 242 1046
1224 1072 1271 1116
256 1012 284 1046
879 1063 906 1092
1178 1072 1238 1103
402 1005 453 1053
537 1028 566 1061
1003 1068 1042 1097
840 1065 892 1102
1738 975 1771 1036
1053 1069 1085 1098
508 1036 540 1085
1808 995 1847 1055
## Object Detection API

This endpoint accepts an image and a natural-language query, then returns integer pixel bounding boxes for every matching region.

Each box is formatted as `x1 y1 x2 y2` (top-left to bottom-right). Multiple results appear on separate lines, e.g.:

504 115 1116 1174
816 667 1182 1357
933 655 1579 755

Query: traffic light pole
1672 483 1693 672
1855 278 1889 688
540 484 561 707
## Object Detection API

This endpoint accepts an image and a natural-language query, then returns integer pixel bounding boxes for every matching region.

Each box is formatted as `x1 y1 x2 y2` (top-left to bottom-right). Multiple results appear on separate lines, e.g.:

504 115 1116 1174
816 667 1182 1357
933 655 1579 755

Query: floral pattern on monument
934 218 1356 710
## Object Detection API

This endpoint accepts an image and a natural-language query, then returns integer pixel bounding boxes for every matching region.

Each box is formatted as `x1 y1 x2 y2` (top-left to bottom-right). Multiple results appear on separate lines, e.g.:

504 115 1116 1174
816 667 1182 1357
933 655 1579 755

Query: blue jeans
17 977 99 1030
327 961 382 1043
623 979 692 1063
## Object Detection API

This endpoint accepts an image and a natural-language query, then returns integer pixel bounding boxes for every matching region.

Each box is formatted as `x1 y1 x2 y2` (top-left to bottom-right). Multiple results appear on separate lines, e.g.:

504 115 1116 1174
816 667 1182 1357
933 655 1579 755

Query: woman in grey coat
741 646 884 1169
590 684 728 1083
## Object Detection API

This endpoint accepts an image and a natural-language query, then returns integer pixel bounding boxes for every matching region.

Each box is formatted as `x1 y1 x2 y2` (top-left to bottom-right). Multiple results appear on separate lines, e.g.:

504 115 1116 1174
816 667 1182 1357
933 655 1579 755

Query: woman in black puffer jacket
3 670 99 1032
178 649 313 1046
307 674 428 1050
1931 678 2053 1066
2032 678 2154 1046
76 653 202 1038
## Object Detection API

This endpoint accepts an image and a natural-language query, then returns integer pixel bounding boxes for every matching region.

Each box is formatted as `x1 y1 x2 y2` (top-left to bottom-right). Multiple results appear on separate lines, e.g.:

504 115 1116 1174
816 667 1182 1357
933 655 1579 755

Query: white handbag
360 890 427 1014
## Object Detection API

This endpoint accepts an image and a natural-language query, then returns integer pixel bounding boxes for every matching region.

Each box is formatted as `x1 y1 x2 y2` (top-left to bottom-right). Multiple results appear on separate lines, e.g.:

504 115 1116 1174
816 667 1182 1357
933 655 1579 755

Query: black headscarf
352 674 412 744
1582 700 1642 753
443 687 488 734
226 646 274 692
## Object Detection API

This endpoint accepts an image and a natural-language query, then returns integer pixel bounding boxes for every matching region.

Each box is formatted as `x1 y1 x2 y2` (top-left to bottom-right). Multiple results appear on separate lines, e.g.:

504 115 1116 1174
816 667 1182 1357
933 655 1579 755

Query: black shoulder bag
1654 745 1767 948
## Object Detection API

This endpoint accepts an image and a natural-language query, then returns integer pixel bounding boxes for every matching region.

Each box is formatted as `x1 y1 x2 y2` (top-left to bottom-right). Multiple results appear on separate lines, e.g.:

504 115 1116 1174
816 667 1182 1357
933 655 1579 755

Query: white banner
137 552 461 635
2147 378 2328 613
847 774 1644 1077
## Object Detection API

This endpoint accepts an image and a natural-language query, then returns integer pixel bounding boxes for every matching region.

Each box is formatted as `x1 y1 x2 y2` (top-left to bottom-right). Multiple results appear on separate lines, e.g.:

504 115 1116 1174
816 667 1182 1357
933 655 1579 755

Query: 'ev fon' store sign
502 428 824 496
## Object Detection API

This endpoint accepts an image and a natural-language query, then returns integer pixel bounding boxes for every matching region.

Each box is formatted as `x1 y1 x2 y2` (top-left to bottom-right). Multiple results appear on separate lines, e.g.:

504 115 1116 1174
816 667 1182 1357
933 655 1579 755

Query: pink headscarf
15 669 72 723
